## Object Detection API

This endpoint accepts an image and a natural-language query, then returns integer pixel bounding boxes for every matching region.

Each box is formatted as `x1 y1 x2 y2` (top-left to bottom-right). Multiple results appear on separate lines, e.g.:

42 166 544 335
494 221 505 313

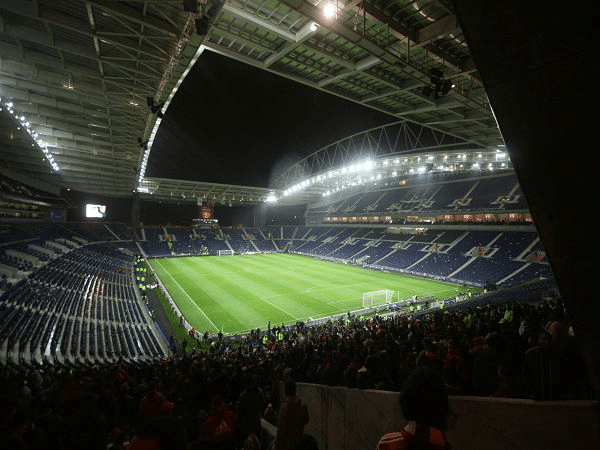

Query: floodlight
309 22 318 32
323 2 336 20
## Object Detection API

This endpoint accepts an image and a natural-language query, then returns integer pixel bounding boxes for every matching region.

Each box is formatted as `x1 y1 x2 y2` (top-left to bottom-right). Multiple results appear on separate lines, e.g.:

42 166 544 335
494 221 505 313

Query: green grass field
149 253 466 335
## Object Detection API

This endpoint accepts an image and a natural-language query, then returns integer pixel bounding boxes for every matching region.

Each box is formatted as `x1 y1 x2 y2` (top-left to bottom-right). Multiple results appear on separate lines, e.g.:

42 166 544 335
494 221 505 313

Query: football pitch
149 253 463 335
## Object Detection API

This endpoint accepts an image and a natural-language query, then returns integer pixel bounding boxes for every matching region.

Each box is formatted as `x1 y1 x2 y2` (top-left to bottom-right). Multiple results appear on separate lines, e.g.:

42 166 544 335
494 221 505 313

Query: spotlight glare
323 2 336 20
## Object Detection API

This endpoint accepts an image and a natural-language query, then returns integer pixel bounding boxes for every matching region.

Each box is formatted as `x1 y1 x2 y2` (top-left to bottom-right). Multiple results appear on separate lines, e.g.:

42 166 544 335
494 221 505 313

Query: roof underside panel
0 0 196 196
0 0 503 203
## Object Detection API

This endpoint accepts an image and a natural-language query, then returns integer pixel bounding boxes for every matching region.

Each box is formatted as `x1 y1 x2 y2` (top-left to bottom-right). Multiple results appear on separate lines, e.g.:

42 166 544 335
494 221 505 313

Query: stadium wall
452 1 599 402
297 383 599 450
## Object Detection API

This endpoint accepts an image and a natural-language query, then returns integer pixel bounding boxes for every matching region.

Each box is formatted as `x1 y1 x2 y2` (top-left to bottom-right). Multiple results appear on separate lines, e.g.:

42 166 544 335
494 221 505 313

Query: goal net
362 290 395 308
218 249 234 256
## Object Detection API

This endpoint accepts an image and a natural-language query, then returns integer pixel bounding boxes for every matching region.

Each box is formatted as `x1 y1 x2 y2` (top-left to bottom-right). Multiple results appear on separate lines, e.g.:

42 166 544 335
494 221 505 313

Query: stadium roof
0 0 503 204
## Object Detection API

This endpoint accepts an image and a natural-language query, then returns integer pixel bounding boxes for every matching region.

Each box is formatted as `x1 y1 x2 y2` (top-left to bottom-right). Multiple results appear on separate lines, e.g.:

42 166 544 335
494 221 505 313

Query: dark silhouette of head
284 378 297 397
400 366 451 431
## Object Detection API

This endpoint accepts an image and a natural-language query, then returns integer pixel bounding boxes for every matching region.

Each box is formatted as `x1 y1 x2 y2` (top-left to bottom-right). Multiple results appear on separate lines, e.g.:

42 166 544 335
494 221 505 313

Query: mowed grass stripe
152 259 222 332
155 255 346 331
224 255 371 317
151 254 471 334
232 254 377 300
165 255 421 330
214 256 353 319
151 258 247 332
175 258 258 332
240 254 449 304
174 257 285 332
187 257 298 325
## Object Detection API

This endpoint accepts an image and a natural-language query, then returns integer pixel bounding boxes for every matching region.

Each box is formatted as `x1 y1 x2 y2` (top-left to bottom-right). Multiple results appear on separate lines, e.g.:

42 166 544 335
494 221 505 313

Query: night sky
146 51 395 188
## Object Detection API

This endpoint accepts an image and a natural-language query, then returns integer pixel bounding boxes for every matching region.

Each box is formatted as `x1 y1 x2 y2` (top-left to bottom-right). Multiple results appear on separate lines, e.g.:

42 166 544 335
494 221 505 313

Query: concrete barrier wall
297 383 599 450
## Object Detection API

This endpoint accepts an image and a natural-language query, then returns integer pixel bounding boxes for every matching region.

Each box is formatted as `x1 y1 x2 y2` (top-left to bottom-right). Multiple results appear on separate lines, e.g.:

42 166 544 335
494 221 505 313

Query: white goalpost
218 249 234 256
362 290 395 308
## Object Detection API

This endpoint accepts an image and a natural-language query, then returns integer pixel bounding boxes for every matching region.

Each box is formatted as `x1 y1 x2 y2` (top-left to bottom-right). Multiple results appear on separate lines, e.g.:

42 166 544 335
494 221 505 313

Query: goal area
362 290 395 308
218 249 234 256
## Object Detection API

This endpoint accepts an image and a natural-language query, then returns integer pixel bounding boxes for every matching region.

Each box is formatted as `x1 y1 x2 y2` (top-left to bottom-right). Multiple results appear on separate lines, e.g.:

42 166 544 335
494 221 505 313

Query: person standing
236 374 265 445
376 367 453 450
274 379 309 450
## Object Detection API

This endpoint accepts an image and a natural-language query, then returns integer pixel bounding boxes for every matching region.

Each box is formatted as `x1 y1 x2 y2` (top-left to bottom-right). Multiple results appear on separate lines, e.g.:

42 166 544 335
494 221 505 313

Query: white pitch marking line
257 295 299 321
155 260 219 332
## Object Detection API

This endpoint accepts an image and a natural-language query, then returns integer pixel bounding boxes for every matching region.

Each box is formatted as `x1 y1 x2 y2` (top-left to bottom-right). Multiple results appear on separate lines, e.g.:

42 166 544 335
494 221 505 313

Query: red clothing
377 422 451 450
127 436 160 450
201 408 236 444
139 391 164 418
275 396 309 450
548 320 569 347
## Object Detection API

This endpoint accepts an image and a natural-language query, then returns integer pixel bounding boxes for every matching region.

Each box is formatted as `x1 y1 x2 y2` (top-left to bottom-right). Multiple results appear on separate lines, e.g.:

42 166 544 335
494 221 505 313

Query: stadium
0 1 595 449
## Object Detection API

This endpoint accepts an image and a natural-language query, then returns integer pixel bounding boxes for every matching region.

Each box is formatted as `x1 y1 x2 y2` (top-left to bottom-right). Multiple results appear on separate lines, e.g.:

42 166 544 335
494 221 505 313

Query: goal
218 249 234 256
362 290 395 308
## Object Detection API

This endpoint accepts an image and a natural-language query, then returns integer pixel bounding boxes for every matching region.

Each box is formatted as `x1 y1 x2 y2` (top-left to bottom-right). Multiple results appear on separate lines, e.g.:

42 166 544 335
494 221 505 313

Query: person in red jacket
377 367 453 450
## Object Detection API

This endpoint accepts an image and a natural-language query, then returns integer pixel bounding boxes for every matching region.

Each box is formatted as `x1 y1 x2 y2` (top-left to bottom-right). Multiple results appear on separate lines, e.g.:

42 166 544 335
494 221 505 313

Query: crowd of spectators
0 293 590 449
